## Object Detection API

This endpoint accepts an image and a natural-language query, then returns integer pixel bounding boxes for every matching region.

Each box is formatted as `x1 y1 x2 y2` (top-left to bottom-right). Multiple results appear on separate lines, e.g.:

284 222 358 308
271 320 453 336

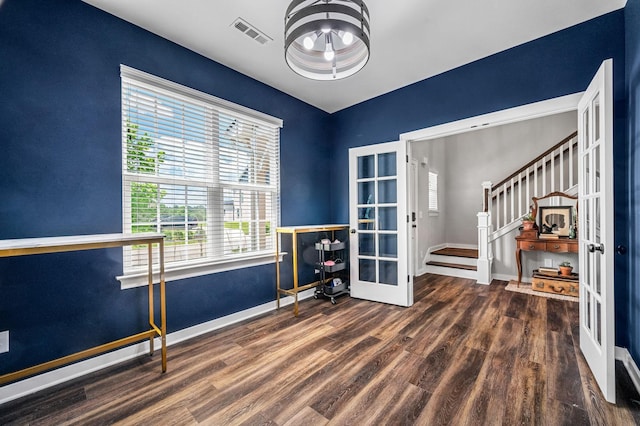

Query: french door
578 59 615 403
348 141 412 307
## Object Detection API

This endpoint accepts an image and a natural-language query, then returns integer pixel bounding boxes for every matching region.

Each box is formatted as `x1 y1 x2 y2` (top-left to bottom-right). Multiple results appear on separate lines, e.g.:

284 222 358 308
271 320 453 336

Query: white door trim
400 93 582 143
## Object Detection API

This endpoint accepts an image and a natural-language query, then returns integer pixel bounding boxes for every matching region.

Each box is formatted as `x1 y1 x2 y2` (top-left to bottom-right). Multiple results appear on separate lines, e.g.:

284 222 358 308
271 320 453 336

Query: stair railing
476 131 578 284
482 131 578 232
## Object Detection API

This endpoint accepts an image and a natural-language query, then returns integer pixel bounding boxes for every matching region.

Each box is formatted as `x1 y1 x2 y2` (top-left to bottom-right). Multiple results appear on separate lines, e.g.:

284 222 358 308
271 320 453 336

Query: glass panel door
578 59 615 403
349 141 412 307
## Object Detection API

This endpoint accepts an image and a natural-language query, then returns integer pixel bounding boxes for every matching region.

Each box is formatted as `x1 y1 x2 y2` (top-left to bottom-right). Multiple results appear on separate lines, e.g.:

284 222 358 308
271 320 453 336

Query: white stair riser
424 265 478 280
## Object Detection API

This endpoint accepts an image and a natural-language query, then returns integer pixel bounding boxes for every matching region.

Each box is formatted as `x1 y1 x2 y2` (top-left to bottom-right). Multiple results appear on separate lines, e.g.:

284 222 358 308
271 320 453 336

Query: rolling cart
314 239 349 304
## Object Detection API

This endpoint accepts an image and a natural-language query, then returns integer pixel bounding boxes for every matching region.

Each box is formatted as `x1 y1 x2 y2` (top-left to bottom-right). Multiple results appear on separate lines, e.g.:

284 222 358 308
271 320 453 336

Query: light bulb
324 48 335 61
303 36 314 50
321 27 331 34
324 32 335 61
341 31 353 45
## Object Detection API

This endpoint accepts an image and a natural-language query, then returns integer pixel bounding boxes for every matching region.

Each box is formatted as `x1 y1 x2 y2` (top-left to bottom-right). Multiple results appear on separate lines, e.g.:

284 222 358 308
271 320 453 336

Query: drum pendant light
284 0 370 80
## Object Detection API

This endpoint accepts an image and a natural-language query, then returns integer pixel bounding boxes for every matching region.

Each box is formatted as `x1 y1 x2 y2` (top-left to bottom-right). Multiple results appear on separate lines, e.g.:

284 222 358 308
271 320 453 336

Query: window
428 171 438 212
119 66 282 286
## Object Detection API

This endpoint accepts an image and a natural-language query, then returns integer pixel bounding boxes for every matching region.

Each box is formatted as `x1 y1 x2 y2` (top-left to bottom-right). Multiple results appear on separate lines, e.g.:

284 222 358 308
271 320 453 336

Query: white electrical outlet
0 330 8 354
544 258 553 267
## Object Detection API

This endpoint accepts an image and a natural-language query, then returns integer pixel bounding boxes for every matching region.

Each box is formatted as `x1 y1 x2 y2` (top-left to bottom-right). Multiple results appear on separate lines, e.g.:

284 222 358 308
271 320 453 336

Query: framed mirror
531 191 578 237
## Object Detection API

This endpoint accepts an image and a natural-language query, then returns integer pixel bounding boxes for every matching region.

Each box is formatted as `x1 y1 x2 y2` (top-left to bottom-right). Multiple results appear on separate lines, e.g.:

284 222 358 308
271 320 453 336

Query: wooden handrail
492 131 578 191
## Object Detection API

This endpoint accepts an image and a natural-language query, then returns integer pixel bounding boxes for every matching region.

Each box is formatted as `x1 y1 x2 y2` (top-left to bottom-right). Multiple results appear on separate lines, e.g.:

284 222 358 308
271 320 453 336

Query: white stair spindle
503 183 507 228
551 150 555 192
569 138 574 187
518 172 522 218
496 190 501 229
510 178 514 223
534 164 538 199
560 143 565 191
542 155 546 195
526 167 530 212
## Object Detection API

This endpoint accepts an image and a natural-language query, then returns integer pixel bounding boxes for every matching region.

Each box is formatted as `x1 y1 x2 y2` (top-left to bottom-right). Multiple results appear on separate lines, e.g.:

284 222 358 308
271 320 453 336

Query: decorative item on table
521 208 536 231
559 261 573 276
539 233 559 239
539 205 573 237
538 266 560 276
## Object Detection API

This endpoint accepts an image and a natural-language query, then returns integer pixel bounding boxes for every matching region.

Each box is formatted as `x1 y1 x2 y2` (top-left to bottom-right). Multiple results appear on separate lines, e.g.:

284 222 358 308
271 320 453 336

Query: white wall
430 111 577 245
412 140 447 263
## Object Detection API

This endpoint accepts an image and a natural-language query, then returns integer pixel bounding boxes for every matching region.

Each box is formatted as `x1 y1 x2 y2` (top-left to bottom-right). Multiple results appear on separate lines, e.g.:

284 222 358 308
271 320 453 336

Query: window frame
118 65 283 288
428 170 439 215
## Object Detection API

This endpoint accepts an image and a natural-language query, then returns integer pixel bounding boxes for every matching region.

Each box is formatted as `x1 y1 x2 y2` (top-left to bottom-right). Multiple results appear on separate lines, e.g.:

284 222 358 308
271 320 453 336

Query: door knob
588 243 604 254
617 245 627 255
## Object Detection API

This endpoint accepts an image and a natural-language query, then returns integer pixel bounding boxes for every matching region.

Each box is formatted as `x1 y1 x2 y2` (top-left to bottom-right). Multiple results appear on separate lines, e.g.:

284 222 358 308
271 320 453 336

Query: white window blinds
121 65 282 273
428 171 438 211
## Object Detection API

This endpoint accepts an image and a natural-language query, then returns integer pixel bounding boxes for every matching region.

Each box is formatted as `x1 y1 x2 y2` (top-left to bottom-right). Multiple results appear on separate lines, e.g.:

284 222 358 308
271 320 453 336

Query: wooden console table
0 233 166 385
515 236 578 285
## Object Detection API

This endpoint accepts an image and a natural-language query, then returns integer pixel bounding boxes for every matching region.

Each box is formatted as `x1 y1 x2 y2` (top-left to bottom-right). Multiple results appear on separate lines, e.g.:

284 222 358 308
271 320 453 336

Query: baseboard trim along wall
0 289 315 405
616 346 640 396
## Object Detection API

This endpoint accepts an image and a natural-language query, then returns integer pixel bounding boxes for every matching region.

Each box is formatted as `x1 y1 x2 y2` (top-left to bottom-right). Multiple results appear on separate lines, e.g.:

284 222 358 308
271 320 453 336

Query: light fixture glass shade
285 0 370 80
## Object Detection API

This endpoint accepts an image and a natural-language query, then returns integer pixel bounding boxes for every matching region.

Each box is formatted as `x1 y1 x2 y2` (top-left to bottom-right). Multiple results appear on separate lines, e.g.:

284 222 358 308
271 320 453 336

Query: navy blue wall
0 0 636 381
329 11 630 346
626 0 640 365
0 0 332 374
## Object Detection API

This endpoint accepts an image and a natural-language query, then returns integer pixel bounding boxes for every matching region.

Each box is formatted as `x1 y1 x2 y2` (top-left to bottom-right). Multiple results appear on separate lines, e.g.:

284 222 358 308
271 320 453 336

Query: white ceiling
83 0 626 113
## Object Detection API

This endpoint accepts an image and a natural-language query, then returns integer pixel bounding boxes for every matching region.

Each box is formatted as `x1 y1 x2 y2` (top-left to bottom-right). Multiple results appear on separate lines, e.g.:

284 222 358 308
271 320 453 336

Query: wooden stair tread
431 248 478 259
426 261 477 271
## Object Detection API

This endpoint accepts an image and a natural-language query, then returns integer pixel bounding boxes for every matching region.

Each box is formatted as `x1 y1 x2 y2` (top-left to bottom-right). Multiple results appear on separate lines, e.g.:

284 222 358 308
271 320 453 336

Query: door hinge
408 275 410 282
406 155 409 163
407 215 410 223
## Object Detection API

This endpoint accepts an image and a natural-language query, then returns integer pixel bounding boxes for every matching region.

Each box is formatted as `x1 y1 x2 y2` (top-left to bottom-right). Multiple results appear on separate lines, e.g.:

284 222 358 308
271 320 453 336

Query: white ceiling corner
82 0 626 113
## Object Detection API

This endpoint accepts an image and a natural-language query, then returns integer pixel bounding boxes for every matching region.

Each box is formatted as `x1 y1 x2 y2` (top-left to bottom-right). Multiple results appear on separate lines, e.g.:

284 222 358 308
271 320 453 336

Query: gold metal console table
0 233 166 385
276 224 348 316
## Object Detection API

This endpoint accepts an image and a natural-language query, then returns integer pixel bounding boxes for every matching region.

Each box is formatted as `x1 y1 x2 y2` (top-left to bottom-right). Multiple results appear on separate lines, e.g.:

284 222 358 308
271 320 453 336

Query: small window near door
429 171 438 214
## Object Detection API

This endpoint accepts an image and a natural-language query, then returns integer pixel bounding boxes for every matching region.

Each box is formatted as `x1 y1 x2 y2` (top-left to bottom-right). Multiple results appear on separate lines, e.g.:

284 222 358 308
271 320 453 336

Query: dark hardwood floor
1 274 639 425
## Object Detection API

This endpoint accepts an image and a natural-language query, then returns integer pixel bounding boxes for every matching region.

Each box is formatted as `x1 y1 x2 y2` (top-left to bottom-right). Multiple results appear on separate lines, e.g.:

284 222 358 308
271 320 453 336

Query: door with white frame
348 141 413 307
578 59 615 403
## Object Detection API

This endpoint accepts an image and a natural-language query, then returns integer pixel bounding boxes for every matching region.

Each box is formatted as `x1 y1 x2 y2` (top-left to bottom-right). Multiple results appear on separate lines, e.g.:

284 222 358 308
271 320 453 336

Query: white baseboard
0 289 315 405
424 264 477 281
615 346 640 396
427 243 448 254
415 266 428 277
443 243 478 250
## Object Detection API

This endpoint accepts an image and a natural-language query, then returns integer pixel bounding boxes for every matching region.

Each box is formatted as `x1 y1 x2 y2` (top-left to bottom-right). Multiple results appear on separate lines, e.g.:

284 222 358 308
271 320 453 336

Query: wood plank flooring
1 274 640 425
431 248 478 259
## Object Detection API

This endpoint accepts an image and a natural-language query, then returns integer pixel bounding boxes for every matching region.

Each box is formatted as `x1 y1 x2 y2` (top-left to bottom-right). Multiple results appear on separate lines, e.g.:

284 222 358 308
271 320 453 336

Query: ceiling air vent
232 18 272 45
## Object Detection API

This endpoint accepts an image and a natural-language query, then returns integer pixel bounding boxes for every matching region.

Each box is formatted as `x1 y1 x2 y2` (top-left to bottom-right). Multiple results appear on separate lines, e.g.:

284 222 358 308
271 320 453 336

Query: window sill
117 252 285 289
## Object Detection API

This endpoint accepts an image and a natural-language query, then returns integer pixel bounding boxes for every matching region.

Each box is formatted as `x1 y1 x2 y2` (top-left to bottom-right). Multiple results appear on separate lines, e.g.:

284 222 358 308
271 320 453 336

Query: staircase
475 131 579 284
425 131 579 284
484 131 578 237
425 247 478 280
